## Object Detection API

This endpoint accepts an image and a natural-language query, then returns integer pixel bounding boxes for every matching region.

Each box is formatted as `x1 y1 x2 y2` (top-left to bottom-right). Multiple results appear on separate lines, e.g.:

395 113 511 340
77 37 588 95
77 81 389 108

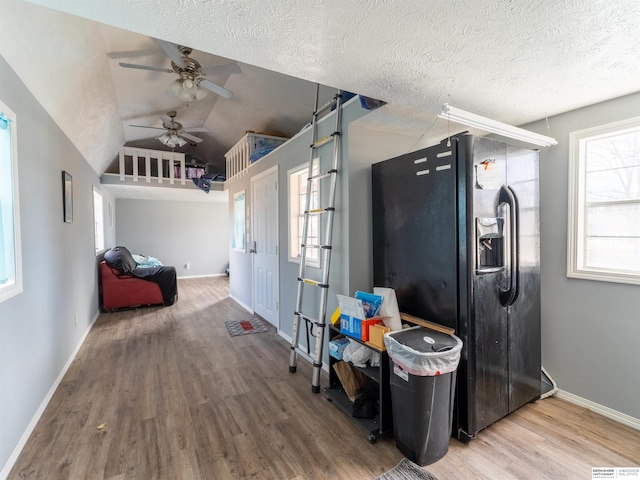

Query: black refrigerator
372 133 541 441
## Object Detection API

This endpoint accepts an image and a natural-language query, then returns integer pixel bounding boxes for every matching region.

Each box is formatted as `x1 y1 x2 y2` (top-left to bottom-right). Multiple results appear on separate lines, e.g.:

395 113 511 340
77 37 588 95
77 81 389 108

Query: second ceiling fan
119 39 241 101
130 111 207 148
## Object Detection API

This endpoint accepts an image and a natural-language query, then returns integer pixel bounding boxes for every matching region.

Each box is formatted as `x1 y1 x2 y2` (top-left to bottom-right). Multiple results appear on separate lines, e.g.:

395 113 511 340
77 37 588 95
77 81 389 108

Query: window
0 99 22 302
288 159 320 267
92 187 105 253
568 116 640 285
233 190 246 252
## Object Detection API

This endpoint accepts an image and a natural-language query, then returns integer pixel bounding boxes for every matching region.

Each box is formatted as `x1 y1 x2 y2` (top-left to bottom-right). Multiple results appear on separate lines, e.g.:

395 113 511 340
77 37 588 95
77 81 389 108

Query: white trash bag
384 326 463 377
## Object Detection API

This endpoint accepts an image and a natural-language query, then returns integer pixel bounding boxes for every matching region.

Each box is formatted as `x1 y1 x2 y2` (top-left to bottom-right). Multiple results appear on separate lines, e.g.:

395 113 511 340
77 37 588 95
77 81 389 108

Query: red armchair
100 261 164 311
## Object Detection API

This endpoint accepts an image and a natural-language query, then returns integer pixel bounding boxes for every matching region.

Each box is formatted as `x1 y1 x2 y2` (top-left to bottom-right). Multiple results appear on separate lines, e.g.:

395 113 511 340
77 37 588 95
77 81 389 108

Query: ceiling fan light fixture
171 134 187 147
135 111 206 149
178 90 196 102
158 132 187 148
167 75 208 102
167 79 182 97
121 40 236 101
194 85 208 100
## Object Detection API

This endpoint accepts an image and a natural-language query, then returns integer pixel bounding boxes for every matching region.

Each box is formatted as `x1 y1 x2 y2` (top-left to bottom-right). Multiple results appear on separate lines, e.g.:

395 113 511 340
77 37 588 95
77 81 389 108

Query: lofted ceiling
2 1 640 200
98 23 333 176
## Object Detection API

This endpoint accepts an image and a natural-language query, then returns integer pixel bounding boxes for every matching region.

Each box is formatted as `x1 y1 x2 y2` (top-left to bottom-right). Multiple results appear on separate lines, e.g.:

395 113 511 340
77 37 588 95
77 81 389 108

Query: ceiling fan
130 111 208 148
119 39 241 101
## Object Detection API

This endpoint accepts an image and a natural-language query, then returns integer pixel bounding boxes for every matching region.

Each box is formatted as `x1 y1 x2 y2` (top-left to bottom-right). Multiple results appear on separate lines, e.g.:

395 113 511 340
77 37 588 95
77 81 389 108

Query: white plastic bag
343 340 373 367
370 351 381 367
384 327 462 376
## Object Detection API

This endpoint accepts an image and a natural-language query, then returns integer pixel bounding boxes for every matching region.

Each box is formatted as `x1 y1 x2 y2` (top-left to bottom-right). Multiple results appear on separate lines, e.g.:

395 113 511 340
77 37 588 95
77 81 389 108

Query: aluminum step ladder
289 86 344 393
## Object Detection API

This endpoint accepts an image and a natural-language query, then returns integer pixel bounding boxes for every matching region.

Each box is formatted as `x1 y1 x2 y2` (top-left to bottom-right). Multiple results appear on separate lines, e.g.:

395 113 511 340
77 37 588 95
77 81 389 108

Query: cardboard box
340 315 383 341
367 323 391 350
336 293 389 341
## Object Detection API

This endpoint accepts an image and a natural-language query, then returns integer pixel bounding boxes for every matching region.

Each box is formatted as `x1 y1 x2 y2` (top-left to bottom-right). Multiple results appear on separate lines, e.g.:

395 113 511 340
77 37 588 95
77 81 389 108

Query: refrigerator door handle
498 186 520 307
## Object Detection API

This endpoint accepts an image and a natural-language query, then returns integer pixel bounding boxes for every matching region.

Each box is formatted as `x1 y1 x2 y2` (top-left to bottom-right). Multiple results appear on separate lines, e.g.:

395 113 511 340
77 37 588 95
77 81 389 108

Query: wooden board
399 312 456 335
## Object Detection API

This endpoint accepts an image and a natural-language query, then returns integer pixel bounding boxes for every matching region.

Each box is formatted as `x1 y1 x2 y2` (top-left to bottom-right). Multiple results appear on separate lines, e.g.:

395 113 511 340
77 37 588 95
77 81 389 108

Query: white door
251 166 279 327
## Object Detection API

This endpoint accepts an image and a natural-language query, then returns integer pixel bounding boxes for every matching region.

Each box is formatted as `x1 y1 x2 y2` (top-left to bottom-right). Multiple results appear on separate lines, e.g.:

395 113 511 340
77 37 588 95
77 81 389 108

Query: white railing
117 147 192 185
225 132 288 183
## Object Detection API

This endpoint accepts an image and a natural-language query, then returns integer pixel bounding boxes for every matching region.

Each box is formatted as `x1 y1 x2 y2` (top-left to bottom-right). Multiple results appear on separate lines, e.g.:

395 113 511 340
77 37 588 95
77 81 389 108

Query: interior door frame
250 165 280 327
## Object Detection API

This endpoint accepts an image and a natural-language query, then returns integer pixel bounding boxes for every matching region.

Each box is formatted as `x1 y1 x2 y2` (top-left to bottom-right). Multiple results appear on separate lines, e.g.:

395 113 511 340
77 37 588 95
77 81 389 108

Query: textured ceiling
4 0 640 188
98 22 333 176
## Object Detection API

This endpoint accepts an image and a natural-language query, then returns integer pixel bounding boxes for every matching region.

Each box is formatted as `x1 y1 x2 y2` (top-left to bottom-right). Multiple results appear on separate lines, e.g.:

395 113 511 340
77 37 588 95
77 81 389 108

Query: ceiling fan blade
119 62 174 73
183 127 209 133
156 38 185 68
129 124 165 130
201 63 242 76
107 47 157 59
181 132 204 143
199 79 233 99
161 117 174 129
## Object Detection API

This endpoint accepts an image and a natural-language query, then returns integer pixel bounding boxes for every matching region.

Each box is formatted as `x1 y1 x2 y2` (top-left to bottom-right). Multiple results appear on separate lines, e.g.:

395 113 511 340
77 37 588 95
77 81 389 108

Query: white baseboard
0 310 101 480
276 330 329 372
555 389 640 431
228 293 253 313
177 273 227 279
277 329 292 344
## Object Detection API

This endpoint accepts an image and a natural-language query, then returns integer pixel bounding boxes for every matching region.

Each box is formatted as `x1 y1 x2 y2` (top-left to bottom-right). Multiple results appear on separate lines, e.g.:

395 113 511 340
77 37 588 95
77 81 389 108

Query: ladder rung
295 312 319 325
307 169 337 182
298 277 329 288
312 131 341 148
301 243 332 250
289 88 344 391
314 96 339 116
311 135 334 149
305 207 335 215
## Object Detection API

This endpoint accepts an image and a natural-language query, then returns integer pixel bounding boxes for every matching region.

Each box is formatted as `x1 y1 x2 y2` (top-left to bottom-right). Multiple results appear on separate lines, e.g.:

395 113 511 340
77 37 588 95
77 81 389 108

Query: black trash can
384 326 462 466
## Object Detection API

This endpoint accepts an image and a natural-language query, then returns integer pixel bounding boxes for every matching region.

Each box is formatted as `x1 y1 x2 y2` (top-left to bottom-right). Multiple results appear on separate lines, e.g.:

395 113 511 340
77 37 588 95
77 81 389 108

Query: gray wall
227 97 371 352
0 55 114 475
229 91 640 422
525 92 640 420
346 123 422 291
226 126 314 319
116 198 229 277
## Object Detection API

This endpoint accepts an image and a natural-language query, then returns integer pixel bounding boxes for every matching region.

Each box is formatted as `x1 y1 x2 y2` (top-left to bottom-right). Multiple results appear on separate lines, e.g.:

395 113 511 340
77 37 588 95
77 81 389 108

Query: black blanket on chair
129 266 177 305
104 246 178 305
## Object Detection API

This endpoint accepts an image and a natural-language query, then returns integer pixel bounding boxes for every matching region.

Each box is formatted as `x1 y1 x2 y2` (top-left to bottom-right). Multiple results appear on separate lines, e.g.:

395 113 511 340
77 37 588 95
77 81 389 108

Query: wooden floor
9 277 640 480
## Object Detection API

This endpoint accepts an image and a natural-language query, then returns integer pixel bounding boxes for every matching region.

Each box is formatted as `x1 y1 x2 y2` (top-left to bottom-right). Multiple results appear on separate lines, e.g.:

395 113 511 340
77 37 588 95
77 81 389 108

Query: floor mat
373 458 439 480
225 317 270 336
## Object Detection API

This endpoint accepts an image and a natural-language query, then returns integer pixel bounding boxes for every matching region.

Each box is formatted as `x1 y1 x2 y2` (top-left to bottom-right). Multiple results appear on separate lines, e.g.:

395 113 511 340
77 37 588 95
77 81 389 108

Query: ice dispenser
476 217 504 273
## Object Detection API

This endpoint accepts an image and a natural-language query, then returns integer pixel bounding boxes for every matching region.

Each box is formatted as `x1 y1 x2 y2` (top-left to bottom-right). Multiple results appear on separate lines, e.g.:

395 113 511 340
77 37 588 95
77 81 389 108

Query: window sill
288 257 321 269
0 282 23 303
567 269 640 286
